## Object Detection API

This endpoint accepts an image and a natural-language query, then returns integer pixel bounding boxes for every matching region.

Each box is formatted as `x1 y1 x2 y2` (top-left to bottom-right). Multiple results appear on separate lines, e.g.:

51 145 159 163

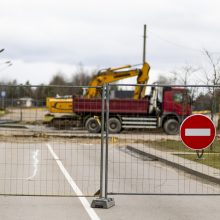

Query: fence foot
91 197 115 209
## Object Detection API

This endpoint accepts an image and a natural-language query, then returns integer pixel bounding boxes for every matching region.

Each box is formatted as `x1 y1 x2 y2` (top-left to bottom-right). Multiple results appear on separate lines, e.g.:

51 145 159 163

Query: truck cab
157 87 191 134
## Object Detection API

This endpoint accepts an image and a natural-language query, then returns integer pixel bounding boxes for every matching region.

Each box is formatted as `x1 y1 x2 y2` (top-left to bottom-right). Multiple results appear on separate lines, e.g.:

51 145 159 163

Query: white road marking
185 128 211 136
26 150 39 180
46 143 100 220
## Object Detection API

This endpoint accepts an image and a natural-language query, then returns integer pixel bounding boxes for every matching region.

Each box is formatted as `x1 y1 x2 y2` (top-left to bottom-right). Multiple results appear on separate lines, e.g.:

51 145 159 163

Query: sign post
1 91 6 110
180 114 216 152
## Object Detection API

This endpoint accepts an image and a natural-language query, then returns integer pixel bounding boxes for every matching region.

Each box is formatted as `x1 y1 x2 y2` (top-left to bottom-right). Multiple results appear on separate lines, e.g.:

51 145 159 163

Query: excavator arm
133 62 150 99
85 62 150 99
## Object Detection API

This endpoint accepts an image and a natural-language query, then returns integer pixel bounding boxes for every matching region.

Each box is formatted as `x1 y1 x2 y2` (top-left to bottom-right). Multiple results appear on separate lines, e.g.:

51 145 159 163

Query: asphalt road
1 139 220 220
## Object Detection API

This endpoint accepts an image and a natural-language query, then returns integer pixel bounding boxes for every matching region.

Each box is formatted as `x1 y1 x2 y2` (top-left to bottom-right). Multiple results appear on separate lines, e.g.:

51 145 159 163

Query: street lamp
0 61 12 66
0 48 9 110
0 61 13 72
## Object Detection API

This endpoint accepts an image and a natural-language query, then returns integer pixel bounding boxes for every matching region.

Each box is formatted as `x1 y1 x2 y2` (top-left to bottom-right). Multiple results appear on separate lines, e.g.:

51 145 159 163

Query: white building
17 97 35 107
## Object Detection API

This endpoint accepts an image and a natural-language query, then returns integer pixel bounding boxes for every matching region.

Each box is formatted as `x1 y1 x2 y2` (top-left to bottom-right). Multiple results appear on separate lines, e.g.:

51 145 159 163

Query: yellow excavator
47 62 150 112
46 96 73 113
45 62 150 127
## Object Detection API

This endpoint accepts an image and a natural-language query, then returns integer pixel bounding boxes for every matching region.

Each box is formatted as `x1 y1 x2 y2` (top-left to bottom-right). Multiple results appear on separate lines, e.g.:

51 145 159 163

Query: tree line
1 50 220 112
0 67 96 101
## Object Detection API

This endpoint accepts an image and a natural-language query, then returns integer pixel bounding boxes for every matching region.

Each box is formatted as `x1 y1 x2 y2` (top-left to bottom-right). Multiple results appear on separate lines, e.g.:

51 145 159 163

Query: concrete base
91 198 115 209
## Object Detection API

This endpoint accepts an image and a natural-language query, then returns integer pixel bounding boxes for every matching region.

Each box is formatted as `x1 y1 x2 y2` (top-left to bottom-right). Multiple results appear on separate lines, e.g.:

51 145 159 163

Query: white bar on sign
185 128 210 136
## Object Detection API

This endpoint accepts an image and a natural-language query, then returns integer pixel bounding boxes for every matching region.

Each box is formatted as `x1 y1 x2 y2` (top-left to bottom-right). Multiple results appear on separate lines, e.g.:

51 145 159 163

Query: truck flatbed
73 97 149 115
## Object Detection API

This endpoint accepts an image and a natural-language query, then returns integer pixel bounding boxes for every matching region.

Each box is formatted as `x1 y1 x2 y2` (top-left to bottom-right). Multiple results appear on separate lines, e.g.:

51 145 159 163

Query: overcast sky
0 0 220 84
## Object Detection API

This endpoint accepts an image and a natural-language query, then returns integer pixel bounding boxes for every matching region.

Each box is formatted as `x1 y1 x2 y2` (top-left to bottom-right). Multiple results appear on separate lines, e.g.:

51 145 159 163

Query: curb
0 123 28 129
126 145 220 185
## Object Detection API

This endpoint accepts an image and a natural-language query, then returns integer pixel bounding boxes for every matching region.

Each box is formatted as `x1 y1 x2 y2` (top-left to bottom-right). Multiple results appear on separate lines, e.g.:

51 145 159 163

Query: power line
148 29 220 54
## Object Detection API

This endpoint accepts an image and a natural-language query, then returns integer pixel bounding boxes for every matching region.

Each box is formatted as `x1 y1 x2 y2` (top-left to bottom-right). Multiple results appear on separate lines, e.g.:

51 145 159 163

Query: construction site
1 21 220 219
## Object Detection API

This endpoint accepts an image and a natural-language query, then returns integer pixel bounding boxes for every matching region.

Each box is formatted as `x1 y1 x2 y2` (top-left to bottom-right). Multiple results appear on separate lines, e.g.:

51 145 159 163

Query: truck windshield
173 93 183 103
173 91 191 104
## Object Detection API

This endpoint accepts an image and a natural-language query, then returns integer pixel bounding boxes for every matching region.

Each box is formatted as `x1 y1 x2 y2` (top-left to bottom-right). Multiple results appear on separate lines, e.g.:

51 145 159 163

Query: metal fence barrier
0 85 102 197
0 84 220 209
106 84 220 196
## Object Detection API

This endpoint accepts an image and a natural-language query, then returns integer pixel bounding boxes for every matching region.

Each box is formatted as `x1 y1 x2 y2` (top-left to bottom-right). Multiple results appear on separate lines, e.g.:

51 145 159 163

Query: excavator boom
85 62 150 98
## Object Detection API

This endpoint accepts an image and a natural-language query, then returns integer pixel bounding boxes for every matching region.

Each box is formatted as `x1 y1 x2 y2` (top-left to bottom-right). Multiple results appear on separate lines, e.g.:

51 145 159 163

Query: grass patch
135 138 220 169
0 110 6 116
135 139 220 153
135 139 187 152
177 153 220 169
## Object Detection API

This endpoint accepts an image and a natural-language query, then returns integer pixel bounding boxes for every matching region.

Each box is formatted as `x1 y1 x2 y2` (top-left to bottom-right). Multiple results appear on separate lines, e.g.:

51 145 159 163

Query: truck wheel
163 119 179 135
85 117 101 133
108 117 121 133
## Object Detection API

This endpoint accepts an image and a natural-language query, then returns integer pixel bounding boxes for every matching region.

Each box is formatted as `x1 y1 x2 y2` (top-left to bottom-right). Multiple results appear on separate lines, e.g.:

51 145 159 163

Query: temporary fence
0 84 220 208
0 85 102 197
106 84 220 196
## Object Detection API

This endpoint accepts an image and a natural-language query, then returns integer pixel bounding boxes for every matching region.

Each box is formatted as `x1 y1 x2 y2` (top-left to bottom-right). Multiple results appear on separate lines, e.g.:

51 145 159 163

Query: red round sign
180 114 216 150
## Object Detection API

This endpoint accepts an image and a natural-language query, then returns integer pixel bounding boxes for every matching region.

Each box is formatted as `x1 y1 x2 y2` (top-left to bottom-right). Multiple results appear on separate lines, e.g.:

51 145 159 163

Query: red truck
73 86 191 135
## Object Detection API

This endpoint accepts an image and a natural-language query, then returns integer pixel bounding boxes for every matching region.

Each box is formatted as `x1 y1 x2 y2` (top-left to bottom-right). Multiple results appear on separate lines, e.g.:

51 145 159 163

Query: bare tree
47 72 69 97
171 65 198 85
49 72 67 85
200 50 220 151
193 93 212 111
71 64 97 96
203 50 220 121
171 65 200 105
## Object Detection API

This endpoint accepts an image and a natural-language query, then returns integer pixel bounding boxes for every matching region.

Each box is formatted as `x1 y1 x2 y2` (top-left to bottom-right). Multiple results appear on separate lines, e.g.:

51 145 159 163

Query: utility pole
143 24 147 64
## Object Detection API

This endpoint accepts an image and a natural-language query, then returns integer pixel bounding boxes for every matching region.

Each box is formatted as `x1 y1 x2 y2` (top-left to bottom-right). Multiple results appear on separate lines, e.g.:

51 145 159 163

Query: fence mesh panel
0 85 101 196
107 84 220 195
1 84 220 197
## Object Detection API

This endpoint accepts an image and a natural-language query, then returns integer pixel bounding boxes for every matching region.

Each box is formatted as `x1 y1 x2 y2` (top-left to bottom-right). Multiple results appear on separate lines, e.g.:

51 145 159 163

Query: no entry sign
180 114 216 150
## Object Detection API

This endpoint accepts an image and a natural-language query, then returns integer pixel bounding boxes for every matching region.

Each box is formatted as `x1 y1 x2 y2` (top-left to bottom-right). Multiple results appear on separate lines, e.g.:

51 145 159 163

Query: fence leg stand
91 84 115 209
91 197 115 209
